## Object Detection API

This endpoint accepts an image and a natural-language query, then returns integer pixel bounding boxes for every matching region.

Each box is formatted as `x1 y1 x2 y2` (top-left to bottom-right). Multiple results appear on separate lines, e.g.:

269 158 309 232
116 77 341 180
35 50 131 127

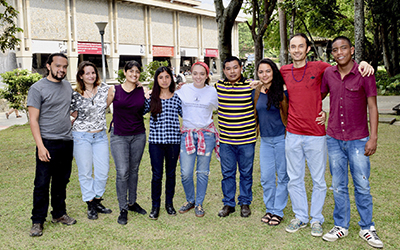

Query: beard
50 68 66 81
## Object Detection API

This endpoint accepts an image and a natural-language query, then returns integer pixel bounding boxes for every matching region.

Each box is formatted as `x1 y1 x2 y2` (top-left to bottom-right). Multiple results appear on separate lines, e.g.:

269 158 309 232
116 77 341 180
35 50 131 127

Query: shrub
243 62 255 79
0 69 42 116
376 70 400 95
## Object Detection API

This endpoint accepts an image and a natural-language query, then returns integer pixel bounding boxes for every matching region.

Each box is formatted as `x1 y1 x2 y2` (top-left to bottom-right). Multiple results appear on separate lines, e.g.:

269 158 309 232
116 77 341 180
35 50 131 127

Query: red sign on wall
205 49 218 58
152 46 174 57
78 42 103 55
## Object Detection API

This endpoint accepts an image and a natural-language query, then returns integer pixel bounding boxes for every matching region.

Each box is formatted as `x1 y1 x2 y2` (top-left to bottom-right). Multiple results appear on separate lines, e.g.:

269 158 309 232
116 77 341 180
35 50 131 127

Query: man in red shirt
321 36 382 248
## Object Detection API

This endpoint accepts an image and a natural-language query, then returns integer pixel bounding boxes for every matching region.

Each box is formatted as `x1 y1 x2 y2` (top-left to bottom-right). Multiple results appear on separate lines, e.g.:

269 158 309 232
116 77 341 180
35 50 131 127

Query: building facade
9 0 242 83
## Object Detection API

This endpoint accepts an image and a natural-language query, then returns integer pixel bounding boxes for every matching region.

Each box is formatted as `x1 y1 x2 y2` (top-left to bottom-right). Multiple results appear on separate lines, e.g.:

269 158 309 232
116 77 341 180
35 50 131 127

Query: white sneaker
322 226 348 242
359 226 383 248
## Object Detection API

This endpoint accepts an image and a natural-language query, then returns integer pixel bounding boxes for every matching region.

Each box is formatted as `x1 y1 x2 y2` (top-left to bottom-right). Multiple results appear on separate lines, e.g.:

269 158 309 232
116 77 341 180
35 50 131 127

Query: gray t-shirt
27 77 73 140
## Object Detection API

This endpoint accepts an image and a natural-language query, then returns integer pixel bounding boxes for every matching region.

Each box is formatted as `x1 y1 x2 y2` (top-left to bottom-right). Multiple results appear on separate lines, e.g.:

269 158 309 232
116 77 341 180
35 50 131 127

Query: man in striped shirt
215 57 256 218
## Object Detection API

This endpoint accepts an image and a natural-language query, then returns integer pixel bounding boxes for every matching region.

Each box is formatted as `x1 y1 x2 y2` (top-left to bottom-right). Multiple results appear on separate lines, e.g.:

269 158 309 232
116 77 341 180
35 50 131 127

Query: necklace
85 88 96 105
291 60 308 82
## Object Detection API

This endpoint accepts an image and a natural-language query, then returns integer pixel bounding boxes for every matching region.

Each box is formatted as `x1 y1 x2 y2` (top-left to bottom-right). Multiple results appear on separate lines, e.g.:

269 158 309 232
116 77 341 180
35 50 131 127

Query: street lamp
95 21 108 83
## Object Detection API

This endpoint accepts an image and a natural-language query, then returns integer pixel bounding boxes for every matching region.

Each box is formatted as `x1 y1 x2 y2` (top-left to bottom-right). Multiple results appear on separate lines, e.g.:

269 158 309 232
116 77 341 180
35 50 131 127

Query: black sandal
268 215 283 226
261 212 272 224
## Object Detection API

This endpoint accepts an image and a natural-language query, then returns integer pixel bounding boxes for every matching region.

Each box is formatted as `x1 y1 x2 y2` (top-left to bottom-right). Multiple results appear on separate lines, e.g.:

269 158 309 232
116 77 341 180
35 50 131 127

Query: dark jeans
149 143 180 207
31 139 73 224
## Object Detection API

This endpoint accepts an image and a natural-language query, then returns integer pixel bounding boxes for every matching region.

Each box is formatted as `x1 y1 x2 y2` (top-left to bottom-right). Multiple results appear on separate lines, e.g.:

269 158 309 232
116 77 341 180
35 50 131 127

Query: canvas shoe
195 205 205 217
179 201 195 214
311 221 323 237
322 226 349 242
286 218 307 233
359 226 383 248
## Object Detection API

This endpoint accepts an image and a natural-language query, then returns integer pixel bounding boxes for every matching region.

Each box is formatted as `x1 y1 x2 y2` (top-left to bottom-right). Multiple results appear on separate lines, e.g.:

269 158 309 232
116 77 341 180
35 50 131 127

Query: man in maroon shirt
321 36 382 248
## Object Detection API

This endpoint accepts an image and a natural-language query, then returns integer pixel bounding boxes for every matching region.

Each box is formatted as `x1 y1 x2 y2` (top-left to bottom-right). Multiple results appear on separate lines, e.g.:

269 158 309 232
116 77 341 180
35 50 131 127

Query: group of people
26 33 383 249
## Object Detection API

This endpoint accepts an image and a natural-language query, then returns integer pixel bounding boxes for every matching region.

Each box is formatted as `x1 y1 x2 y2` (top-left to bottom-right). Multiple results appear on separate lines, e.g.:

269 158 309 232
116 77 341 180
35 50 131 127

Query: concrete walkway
0 96 399 131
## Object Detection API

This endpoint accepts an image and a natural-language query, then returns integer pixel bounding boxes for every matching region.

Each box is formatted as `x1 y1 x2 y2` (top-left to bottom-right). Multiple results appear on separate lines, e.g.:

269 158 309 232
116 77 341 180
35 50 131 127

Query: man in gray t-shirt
27 53 76 237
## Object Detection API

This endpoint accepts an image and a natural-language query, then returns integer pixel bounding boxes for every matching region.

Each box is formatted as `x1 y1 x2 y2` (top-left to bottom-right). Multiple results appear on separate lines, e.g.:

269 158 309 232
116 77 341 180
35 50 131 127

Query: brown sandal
268 215 283 226
261 212 272 224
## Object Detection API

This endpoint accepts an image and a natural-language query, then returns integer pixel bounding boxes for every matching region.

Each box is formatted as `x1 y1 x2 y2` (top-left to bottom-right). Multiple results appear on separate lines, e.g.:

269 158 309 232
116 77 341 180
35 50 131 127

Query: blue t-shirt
252 90 287 137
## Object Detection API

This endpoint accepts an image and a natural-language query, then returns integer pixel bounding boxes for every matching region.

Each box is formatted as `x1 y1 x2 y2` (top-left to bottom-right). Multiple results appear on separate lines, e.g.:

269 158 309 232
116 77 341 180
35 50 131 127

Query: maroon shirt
321 61 377 141
112 84 146 136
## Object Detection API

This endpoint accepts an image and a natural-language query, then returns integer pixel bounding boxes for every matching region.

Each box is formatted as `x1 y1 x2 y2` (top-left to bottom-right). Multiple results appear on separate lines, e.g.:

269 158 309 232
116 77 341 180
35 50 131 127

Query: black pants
31 139 73 224
149 143 180 207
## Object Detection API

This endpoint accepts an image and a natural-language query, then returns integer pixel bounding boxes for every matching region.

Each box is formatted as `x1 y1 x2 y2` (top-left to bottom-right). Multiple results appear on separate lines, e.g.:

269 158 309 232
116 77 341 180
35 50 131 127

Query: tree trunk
390 15 399 75
354 0 364 63
371 23 380 72
214 0 243 77
289 0 295 38
253 35 264 80
279 0 288 66
381 24 394 77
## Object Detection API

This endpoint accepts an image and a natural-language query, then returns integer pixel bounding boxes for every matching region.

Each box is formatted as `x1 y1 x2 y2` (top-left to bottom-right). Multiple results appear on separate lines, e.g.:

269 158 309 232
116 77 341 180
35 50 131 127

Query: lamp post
95 21 108 83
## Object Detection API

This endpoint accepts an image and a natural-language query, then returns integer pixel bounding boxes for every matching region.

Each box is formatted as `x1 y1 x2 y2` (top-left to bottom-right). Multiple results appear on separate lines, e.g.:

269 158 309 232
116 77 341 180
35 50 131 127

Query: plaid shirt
144 93 182 144
181 122 220 161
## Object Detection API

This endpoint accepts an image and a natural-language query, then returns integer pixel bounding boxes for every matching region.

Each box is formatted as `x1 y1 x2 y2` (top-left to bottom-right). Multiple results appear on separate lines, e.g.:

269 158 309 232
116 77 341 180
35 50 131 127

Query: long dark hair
75 61 101 95
150 66 175 120
256 59 284 110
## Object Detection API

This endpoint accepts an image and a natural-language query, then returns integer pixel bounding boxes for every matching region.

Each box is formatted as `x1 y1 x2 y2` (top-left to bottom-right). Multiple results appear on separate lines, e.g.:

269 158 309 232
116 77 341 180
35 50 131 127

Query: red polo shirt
321 61 377 141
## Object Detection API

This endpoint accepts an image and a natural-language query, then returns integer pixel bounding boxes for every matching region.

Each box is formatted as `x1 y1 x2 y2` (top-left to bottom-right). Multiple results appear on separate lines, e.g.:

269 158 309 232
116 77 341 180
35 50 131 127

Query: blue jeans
260 135 289 218
285 131 327 224
220 142 255 207
179 132 215 206
73 130 109 202
31 139 73 224
149 143 180 207
327 135 374 230
110 128 146 211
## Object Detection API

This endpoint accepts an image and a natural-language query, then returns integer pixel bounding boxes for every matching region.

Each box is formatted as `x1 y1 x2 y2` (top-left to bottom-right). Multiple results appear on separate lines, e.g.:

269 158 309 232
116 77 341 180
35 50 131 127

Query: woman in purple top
108 61 147 225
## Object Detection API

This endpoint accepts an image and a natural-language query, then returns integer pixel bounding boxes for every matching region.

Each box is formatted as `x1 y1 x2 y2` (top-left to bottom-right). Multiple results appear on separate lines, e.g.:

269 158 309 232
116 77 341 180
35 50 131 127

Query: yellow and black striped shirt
215 76 257 145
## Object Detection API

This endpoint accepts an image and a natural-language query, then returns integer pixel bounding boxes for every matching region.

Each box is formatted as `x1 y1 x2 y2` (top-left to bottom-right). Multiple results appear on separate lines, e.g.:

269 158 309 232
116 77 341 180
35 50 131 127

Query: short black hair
290 33 311 47
46 53 68 66
223 56 241 69
124 60 142 72
332 36 353 48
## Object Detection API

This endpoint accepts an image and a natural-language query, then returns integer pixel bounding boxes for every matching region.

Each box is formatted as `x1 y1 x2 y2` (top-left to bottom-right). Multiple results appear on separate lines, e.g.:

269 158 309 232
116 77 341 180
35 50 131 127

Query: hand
364 138 377 156
137 82 143 88
38 146 51 162
315 111 326 125
250 80 261 89
176 82 186 90
358 61 374 77
145 89 152 99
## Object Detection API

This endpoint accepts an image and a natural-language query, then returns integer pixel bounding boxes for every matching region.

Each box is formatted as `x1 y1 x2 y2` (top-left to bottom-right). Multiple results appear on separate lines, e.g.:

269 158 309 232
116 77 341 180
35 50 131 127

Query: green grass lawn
0 114 399 249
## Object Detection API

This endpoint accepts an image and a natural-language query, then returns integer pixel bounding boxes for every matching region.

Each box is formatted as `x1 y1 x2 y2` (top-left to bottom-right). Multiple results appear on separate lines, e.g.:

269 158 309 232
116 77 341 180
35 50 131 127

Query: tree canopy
0 0 23 53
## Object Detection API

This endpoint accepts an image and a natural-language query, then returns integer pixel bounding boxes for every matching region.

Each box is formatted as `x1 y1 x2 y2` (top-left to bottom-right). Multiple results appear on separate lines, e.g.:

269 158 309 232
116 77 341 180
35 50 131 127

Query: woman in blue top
145 66 182 220
252 58 289 226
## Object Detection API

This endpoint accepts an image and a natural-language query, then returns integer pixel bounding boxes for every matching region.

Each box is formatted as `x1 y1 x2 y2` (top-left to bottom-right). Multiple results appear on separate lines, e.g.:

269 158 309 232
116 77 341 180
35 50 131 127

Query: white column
66 0 78 83
107 0 119 80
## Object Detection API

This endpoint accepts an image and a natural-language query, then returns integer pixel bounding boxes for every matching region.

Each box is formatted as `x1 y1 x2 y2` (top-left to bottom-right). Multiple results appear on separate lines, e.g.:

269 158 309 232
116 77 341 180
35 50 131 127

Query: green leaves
0 0 23 52
0 69 41 111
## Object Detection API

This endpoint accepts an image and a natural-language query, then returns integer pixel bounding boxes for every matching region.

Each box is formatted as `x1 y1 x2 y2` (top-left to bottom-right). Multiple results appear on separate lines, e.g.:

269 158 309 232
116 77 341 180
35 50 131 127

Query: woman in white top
71 61 113 220
176 62 218 217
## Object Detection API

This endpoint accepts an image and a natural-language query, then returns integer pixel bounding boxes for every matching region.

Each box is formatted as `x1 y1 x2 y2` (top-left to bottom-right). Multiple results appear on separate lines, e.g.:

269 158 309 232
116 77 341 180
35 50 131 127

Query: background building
5 0 243 83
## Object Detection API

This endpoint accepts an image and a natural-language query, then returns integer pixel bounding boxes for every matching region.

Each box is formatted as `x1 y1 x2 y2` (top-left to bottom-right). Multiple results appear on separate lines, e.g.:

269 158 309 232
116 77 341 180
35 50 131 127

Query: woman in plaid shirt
144 66 182 220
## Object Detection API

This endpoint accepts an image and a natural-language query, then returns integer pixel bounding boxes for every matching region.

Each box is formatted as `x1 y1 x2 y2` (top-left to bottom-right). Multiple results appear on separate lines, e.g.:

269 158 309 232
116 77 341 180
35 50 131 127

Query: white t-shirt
176 83 218 128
